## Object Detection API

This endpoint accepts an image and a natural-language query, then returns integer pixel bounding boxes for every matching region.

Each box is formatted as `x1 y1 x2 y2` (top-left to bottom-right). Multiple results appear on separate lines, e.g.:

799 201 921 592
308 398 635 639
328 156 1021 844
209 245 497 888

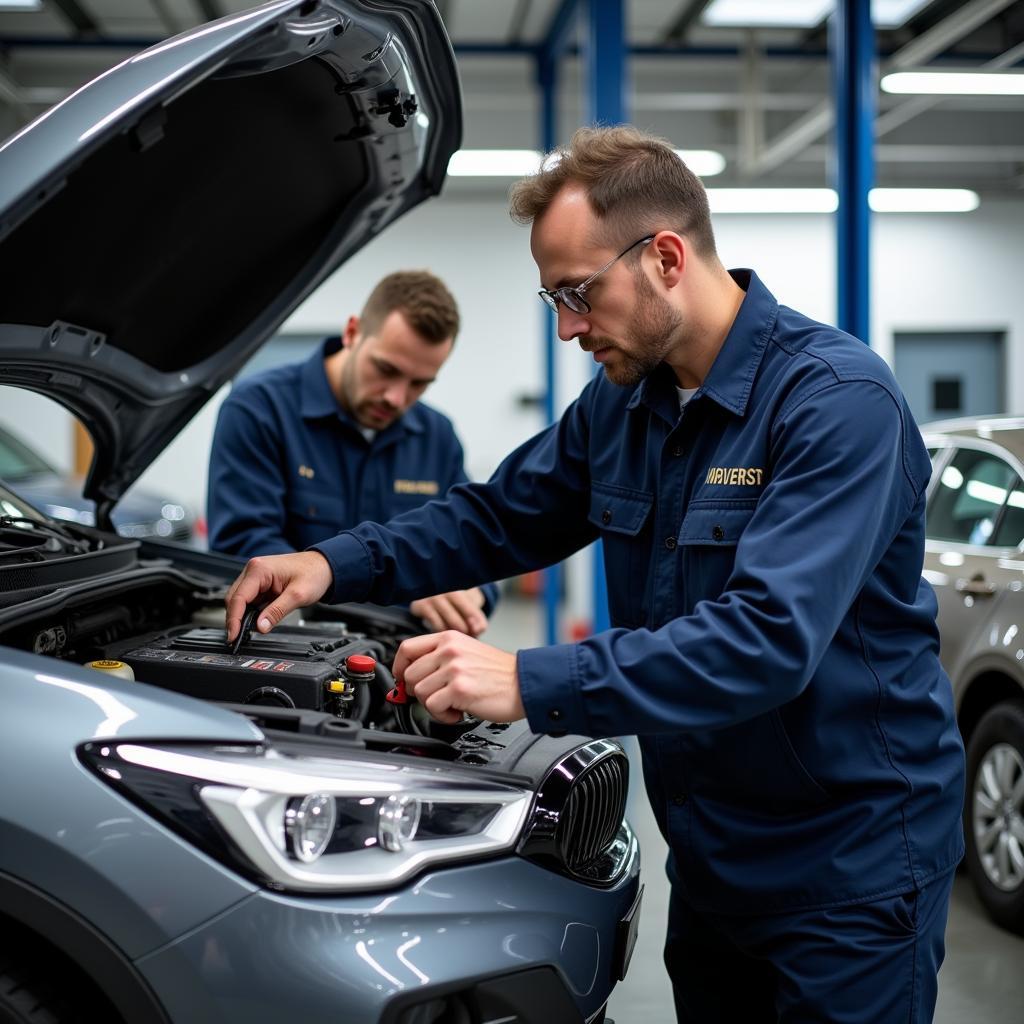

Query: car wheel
964 699 1024 935
0 959 67 1024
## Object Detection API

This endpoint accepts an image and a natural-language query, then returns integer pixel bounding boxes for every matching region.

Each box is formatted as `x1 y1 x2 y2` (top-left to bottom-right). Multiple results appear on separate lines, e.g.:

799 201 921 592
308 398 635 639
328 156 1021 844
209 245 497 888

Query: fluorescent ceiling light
675 149 727 176
882 70 1024 95
872 1 932 27
707 188 978 213
704 0 832 27
0 0 43 8
704 0 930 28
708 189 838 213
868 188 978 212
447 150 543 176
448 149 726 178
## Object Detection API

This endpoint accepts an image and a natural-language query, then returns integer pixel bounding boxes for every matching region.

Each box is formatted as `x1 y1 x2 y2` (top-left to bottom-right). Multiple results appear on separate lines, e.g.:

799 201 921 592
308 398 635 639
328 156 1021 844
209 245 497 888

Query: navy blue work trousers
664 864 955 1023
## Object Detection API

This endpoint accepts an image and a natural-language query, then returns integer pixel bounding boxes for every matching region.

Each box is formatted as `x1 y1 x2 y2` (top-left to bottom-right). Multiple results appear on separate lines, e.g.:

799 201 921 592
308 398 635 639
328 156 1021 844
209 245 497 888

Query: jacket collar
627 269 779 420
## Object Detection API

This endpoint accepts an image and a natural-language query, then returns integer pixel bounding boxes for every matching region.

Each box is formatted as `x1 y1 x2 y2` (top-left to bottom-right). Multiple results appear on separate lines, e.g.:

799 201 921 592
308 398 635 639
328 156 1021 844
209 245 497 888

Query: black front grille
519 740 631 886
560 754 628 871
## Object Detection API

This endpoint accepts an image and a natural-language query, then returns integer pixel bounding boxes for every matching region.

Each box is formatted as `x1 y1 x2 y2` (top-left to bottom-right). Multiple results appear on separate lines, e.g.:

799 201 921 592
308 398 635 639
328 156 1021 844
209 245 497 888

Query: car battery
118 626 374 711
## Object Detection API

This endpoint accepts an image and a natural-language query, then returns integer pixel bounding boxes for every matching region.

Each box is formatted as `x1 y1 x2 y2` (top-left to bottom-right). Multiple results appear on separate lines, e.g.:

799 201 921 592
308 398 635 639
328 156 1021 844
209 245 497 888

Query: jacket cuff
517 643 588 736
308 533 373 604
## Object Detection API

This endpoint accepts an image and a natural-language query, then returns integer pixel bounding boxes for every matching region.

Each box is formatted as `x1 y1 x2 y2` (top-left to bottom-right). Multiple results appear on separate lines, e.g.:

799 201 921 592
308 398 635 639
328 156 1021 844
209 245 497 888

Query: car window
992 476 1024 549
926 447 1022 547
0 425 54 481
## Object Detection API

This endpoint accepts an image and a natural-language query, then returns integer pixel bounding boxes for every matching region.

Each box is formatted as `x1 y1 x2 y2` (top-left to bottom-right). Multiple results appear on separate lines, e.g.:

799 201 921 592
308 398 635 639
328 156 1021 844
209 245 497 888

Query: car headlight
80 741 532 892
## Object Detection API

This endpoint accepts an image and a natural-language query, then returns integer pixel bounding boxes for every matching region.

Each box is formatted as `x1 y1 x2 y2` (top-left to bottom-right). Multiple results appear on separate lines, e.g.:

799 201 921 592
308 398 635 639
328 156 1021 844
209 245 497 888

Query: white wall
3 198 1024 543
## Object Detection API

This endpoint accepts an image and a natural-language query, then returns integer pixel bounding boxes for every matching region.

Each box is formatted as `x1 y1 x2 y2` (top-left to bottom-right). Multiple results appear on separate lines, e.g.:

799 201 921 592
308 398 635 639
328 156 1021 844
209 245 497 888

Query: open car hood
0 0 461 516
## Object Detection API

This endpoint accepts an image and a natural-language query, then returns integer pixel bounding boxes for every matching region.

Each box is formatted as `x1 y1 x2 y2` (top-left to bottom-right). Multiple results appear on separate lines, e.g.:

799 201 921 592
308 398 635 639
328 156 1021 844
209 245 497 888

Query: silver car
923 415 1024 934
0 3 641 1021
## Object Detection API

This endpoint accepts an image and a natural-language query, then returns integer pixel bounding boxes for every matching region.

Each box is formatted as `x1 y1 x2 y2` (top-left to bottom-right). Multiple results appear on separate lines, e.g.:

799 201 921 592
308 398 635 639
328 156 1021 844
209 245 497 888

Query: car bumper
134 838 640 1024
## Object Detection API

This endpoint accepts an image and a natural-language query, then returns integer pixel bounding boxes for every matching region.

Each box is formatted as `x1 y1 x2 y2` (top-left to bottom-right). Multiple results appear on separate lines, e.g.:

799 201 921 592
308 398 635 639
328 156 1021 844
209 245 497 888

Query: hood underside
0 0 461 512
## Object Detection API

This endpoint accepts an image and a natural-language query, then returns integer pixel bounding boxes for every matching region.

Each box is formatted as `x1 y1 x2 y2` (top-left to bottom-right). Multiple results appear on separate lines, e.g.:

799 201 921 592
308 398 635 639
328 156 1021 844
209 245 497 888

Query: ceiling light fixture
0 0 43 8
703 0 931 28
703 0 832 28
706 188 979 213
447 149 726 178
447 150 543 177
881 70 1024 95
675 149 727 176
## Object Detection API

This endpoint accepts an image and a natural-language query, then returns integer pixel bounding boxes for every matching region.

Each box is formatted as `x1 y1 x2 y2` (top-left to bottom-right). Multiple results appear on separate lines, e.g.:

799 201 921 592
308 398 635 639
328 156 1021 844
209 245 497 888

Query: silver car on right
922 415 1024 934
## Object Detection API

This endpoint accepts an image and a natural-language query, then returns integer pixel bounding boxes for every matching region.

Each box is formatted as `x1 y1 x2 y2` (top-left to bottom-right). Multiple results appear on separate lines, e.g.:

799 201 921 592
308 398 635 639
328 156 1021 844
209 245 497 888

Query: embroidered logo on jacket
705 466 764 486
394 479 440 495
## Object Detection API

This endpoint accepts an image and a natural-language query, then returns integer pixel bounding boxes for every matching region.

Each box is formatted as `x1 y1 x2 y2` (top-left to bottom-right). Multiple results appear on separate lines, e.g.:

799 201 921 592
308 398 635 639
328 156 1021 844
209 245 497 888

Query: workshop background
1 1 1023 1021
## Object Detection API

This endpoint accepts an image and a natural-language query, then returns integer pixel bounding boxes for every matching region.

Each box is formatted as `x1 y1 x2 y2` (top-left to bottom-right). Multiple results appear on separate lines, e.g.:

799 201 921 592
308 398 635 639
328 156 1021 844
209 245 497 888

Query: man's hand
410 588 488 637
225 551 333 642
393 631 525 725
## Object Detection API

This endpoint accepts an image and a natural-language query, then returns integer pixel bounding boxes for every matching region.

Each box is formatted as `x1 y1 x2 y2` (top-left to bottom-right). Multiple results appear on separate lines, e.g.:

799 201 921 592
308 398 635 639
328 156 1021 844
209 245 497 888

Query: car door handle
955 575 997 597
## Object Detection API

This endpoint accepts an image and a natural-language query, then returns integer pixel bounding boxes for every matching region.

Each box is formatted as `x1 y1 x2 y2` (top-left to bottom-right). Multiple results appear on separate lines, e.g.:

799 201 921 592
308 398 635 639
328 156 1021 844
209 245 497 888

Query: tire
0 955 71 1024
0 933 118 1024
963 698 1024 935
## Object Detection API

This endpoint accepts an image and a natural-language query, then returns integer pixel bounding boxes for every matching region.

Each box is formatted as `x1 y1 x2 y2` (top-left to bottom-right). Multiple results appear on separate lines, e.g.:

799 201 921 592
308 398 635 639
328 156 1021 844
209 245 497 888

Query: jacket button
672 794 687 806
601 508 612 525
548 709 563 721
673 445 683 457
665 536 677 551
712 525 725 541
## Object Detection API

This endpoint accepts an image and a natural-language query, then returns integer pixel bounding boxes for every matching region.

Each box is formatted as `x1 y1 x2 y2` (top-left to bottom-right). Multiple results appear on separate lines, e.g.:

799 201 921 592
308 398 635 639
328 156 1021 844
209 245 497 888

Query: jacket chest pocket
678 503 756 609
588 483 654 628
285 486 347 549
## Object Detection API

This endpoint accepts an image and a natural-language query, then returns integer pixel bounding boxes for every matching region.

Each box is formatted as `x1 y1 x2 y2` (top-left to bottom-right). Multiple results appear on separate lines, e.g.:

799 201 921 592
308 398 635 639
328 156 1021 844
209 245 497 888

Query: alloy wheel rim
973 741 1024 892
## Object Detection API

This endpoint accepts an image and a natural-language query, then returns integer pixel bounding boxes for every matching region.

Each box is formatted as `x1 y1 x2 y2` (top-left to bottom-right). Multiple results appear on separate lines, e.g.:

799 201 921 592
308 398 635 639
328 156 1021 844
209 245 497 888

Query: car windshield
0 425 54 481
0 480 48 524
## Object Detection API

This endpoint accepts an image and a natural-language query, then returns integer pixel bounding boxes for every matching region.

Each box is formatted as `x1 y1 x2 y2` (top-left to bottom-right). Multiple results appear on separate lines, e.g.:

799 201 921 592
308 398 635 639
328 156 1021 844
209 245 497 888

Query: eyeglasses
538 235 655 315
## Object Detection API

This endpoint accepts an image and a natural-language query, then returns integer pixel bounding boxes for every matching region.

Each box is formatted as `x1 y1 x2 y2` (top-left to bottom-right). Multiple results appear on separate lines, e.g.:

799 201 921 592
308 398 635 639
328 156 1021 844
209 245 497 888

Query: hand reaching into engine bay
392 631 525 725
410 588 488 637
225 550 334 643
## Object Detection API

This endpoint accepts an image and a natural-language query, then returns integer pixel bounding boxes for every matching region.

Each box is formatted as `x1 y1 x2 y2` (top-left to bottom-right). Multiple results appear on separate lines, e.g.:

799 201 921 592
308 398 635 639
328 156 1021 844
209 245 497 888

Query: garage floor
486 597 1024 1024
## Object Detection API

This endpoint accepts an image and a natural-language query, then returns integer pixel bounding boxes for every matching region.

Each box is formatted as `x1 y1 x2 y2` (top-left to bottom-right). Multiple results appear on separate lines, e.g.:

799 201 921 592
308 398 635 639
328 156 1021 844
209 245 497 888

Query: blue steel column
538 53 561 646
832 0 875 345
587 0 626 635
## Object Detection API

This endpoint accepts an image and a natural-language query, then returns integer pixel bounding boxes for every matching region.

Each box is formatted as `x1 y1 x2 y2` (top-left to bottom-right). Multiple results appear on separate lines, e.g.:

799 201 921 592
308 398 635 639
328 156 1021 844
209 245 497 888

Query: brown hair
509 125 717 259
359 270 460 344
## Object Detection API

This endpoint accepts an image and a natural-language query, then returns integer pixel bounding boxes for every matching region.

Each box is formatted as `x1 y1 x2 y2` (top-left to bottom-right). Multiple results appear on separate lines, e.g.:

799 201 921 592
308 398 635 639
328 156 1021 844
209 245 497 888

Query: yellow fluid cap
327 679 346 693
85 660 135 681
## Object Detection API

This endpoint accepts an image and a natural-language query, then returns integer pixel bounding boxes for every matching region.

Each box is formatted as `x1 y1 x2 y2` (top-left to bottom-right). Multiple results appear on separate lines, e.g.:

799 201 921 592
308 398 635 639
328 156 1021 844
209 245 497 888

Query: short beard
601 269 682 387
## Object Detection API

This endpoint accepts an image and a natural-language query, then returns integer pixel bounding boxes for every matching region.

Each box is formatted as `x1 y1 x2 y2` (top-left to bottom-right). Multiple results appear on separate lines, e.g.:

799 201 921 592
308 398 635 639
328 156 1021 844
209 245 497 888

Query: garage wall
2 198 1023 527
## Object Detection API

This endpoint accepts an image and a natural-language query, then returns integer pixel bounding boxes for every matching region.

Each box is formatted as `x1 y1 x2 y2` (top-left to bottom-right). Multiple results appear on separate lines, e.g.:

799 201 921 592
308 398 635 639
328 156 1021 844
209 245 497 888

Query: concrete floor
484 596 1024 1024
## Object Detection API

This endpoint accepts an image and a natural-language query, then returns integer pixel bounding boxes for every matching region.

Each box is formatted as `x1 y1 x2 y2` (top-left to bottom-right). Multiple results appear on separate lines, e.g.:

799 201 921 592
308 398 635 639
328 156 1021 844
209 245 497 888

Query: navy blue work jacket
207 338 497 611
314 271 965 914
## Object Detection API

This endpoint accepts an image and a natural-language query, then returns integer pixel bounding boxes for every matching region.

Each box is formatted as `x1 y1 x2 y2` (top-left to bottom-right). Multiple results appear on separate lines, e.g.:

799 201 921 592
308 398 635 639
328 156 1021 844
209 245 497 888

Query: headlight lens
81 741 532 892
285 793 337 862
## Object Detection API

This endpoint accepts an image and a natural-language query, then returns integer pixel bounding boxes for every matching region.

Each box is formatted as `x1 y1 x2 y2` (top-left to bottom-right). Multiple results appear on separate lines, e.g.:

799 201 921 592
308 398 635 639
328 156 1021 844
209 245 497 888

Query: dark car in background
0 3 641 1022
923 415 1024 935
0 422 195 542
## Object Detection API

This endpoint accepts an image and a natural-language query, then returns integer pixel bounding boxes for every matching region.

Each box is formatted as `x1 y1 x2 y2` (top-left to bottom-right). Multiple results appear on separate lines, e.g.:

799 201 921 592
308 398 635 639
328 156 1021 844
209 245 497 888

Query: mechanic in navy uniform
209 270 496 635
225 127 966 1022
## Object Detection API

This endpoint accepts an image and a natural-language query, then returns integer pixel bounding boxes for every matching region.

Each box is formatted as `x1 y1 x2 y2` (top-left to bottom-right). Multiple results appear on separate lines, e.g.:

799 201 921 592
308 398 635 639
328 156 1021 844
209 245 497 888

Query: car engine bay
0 506 634 894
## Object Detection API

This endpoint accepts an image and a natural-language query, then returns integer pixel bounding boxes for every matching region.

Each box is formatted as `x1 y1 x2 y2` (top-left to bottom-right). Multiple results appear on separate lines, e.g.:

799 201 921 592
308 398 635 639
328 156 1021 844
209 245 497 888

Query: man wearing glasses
225 126 964 1022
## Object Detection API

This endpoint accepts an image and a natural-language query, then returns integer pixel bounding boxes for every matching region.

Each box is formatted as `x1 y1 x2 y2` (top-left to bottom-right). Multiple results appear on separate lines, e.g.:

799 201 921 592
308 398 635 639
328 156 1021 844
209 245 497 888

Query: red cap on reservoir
346 655 376 675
